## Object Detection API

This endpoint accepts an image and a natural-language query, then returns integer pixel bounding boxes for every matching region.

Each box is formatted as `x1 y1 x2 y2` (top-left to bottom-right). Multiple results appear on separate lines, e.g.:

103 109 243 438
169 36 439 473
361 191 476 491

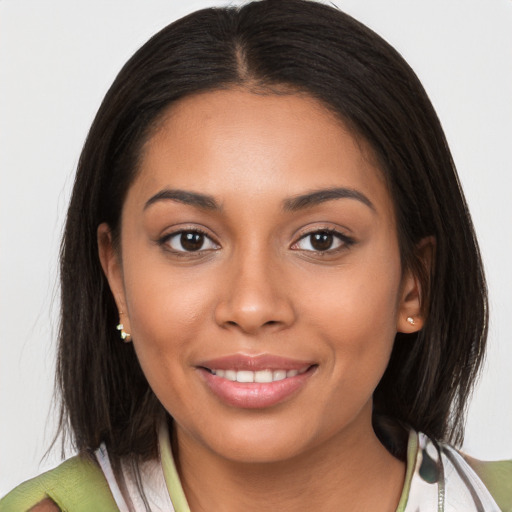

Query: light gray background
1 0 511 495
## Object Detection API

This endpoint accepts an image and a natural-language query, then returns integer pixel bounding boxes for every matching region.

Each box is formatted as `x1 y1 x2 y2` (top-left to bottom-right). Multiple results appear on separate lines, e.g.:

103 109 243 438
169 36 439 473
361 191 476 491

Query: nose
214 247 296 335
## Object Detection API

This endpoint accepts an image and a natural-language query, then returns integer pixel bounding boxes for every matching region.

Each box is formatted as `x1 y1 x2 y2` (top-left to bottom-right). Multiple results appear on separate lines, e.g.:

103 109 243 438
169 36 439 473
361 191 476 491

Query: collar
158 424 500 512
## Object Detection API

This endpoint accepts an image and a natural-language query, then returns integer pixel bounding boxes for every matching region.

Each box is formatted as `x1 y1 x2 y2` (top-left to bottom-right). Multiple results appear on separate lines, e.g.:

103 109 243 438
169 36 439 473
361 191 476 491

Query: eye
163 230 219 253
292 229 353 252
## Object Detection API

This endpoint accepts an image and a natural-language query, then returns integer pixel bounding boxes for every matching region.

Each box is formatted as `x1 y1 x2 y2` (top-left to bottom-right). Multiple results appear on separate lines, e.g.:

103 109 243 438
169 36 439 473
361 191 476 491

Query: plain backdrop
1 0 511 496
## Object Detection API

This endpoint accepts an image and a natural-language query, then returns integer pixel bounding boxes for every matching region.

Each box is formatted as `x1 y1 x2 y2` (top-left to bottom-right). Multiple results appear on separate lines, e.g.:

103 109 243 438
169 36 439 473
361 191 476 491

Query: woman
1 0 510 510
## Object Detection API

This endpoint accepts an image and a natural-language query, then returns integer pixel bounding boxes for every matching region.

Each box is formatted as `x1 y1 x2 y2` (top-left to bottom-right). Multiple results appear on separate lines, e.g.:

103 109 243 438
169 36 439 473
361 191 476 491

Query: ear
396 236 435 333
97 223 131 336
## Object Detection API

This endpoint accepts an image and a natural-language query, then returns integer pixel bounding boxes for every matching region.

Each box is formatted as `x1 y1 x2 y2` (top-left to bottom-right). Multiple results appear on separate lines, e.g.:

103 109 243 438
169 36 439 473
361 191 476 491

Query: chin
187 417 322 465
216 439 311 465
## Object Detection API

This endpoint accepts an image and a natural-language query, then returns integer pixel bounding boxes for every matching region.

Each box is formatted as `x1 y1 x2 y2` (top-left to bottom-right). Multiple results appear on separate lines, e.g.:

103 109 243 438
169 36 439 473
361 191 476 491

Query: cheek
124 258 213 339
120 256 217 395
299 248 402 379
302 254 401 336
121 262 218 422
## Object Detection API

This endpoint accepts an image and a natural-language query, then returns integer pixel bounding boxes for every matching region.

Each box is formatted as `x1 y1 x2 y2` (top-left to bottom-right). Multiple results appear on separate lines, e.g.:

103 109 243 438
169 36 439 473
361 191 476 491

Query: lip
197 354 317 409
197 354 314 371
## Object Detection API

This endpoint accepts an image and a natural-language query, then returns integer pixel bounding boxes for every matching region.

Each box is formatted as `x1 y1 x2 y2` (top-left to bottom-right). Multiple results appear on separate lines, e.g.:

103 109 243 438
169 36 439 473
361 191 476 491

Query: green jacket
0 456 118 512
1 447 512 511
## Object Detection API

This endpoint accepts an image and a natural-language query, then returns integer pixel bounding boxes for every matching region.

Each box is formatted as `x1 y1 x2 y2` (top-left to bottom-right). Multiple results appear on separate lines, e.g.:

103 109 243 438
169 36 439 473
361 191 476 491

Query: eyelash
157 227 354 256
158 228 219 256
291 228 355 254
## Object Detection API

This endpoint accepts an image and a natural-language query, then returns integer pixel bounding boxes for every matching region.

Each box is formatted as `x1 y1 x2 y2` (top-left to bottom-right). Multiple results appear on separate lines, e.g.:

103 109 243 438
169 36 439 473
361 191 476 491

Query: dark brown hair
57 0 487 462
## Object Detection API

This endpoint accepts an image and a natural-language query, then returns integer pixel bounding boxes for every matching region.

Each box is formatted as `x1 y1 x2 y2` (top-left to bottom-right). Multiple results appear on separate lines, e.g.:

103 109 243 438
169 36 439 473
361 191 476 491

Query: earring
116 312 131 342
406 316 416 326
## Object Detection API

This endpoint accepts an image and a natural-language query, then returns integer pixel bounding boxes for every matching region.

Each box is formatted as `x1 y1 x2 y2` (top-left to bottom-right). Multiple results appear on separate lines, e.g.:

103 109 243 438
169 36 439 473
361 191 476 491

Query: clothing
1 424 511 511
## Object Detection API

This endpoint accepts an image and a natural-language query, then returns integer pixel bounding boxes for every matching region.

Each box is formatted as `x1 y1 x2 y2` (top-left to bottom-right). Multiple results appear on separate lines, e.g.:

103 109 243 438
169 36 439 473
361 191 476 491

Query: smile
207 367 310 383
197 355 317 409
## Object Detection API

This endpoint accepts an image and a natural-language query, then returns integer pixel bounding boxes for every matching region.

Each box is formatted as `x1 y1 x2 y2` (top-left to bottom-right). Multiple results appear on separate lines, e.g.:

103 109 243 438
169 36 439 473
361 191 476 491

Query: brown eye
165 230 219 253
292 229 352 253
310 232 334 251
181 232 204 251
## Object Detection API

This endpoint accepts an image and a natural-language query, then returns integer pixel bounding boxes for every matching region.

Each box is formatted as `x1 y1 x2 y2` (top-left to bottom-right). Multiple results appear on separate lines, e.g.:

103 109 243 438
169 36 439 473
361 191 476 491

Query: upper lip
197 354 315 371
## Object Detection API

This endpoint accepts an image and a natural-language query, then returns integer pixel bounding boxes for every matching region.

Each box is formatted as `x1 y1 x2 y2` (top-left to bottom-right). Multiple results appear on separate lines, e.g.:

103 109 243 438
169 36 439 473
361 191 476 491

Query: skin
99 89 425 512
30 498 59 511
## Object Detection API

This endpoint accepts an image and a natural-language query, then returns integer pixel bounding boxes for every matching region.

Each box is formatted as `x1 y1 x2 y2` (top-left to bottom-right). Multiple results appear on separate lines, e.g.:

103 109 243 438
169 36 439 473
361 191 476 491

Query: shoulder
28 498 61 511
0 454 119 512
462 454 512 512
407 431 512 511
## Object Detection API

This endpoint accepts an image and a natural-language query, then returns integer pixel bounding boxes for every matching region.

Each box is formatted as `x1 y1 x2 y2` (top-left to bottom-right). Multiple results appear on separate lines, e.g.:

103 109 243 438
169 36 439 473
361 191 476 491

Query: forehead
130 88 392 216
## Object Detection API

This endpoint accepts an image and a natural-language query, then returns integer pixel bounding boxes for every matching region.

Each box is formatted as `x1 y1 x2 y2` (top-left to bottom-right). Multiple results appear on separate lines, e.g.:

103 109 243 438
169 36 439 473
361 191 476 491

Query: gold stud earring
406 316 416 326
116 312 131 342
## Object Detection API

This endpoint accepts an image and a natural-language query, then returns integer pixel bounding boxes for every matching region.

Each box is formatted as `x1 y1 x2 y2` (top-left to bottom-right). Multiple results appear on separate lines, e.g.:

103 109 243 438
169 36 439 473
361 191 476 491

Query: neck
173 411 405 512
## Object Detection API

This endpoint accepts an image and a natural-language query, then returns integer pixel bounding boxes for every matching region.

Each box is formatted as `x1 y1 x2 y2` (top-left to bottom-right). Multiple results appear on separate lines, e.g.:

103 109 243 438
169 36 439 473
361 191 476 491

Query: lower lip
199 367 315 409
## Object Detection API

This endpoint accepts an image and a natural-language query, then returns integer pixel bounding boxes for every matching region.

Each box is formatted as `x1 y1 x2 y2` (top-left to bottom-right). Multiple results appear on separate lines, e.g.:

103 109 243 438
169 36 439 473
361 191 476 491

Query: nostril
214 294 296 333
225 319 278 327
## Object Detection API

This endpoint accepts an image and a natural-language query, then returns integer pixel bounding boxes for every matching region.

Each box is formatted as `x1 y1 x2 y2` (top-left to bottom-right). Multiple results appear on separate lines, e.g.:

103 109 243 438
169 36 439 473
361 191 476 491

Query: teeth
225 370 237 381
210 367 309 383
236 370 254 383
255 370 273 383
273 370 286 381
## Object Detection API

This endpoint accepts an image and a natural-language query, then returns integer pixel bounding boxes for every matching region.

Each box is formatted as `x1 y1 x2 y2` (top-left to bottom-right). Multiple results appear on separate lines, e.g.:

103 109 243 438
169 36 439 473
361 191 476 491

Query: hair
57 0 487 464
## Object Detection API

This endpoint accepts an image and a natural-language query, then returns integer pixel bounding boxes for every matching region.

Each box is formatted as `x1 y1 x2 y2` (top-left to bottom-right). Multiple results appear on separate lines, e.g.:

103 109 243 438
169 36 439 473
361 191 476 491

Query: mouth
204 366 311 383
197 355 317 409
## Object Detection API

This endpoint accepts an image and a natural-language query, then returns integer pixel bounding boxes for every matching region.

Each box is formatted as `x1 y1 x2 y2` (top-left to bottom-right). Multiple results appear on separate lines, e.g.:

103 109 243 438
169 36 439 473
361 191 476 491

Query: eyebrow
283 187 376 212
144 189 221 211
144 186 375 214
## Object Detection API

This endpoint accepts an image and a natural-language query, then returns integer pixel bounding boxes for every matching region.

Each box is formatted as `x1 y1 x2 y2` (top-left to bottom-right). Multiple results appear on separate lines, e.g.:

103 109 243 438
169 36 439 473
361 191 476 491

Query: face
99 89 422 464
